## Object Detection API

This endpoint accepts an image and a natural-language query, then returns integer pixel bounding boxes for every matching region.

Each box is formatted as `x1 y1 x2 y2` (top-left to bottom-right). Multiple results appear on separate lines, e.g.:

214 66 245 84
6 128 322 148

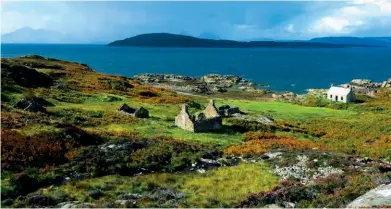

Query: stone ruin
118 103 149 118
175 99 222 132
218 105 241 117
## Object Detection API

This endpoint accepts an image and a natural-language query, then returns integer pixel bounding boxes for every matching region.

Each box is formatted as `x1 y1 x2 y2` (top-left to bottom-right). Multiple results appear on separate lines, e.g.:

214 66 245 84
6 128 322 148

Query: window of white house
330 94 332 98
341 97 343 101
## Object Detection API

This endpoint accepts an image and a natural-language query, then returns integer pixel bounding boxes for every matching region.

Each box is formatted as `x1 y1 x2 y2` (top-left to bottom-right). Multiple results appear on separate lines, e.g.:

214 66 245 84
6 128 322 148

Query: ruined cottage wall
193 117 222 132
175 100 223 133
175 105 195 132
203 99 220 118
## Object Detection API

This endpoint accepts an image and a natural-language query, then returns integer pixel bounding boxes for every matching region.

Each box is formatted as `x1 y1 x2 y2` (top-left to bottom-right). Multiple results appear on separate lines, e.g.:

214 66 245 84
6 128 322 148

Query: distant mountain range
1 27 79 44
107 33 383 48
1 27 110 44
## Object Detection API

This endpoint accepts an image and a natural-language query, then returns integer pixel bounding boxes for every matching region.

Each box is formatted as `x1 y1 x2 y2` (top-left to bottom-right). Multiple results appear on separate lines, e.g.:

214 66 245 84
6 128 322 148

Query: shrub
243 132 280 141
1 125 102 171
226 135 322 156
107 79 133 91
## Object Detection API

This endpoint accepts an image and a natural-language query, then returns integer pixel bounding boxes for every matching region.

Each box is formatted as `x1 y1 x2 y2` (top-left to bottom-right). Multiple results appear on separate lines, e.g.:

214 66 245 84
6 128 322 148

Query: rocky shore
133 73 265 94
272 77 391 102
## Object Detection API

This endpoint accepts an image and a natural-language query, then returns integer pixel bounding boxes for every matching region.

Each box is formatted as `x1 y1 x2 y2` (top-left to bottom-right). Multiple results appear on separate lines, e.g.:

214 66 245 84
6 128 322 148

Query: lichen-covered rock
56 201 97 208
347 184 391 208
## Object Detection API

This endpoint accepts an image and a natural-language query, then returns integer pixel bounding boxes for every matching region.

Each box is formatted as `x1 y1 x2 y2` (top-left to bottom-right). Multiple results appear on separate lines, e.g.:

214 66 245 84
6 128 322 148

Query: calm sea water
2 44 390 93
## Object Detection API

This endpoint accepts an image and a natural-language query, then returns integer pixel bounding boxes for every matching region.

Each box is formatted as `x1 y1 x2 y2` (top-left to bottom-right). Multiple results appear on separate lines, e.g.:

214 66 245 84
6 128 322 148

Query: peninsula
107 33 373 48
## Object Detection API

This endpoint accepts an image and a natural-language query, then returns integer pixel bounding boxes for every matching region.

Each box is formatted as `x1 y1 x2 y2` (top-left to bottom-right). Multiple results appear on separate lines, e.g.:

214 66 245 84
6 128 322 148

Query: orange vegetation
226 132 323 156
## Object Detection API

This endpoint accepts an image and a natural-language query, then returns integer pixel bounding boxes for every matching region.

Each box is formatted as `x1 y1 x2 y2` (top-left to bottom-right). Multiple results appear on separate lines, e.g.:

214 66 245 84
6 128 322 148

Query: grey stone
88 190 103 199
14 98 46 112
347 183 391 208
56 201 96 208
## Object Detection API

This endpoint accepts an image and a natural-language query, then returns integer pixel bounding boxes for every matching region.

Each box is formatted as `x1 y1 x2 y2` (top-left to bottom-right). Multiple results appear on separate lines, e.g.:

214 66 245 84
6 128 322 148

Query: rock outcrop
118 103 149 118
133 73 257 94
175 99 222 132
347 183 391 208
345 79 387 97
14 98 48 112
272 91 297 101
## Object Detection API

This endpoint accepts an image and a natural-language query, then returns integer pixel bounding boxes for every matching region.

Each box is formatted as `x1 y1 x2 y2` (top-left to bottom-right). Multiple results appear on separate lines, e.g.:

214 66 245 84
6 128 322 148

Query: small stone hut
118 103 149 118
175 99 222 132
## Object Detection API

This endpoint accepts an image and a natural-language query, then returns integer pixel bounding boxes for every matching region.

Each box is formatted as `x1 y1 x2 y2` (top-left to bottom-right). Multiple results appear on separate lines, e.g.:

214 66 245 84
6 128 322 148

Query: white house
327 85 355 103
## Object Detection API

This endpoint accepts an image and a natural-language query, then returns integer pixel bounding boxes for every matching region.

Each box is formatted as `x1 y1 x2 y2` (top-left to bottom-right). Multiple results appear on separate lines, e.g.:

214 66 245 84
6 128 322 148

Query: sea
2 44 390 93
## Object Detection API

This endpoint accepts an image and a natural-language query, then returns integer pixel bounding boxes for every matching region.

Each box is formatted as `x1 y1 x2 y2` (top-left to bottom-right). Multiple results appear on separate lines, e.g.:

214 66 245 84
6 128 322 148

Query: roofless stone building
175 99 222 132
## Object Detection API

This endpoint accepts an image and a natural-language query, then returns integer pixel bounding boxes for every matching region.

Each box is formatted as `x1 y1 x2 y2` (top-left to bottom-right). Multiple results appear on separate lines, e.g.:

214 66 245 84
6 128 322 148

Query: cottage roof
327 86 351 96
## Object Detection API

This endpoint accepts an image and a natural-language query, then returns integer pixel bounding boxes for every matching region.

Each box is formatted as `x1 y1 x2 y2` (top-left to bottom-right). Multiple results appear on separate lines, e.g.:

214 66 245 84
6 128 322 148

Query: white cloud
306 0 391 36
234 24 257 30
285 24 295 33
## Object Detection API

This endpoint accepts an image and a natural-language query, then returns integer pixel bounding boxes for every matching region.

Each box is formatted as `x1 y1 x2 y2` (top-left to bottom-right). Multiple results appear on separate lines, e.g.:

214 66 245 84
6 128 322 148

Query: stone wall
175 99 222 133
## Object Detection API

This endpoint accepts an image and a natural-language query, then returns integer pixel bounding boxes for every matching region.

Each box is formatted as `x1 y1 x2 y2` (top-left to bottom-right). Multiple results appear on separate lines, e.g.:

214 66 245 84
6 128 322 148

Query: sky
1 0 391 43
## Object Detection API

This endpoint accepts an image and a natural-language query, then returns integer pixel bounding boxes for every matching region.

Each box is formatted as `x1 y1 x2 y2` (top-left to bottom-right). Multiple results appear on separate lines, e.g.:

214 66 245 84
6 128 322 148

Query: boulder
26 194 55 207
149 187 185 201
347 183 391 208
56 201 96 208
88 190 103 199
14 98 46 112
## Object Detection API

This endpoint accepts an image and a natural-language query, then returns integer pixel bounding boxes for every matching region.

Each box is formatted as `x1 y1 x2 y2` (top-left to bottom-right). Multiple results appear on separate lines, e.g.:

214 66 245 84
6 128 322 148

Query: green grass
218 100 358 121
85 120 243 147
40 162 279 207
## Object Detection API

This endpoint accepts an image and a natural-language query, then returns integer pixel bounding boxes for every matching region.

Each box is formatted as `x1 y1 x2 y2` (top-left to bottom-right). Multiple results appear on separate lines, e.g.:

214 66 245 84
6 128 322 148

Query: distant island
107 33 378 48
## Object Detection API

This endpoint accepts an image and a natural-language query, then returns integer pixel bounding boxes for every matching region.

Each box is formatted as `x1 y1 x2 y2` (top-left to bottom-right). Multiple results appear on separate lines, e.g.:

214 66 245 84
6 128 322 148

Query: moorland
1 55 390 208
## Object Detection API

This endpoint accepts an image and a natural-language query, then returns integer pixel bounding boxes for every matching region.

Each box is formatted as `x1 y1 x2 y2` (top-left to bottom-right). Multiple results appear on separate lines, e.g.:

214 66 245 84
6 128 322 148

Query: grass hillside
1 55 390 208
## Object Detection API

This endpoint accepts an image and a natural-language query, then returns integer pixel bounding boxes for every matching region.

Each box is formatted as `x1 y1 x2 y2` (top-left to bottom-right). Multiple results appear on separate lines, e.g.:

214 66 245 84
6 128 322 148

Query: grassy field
38 163 279 207
219 100 358 121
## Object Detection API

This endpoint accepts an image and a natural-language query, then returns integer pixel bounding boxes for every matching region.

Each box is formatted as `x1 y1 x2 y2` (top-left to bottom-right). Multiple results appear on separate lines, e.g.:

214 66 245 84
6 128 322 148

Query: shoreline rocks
133 73 264 94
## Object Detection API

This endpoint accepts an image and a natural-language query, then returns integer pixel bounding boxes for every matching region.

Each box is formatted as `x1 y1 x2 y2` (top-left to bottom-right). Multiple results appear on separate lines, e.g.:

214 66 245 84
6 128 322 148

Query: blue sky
2 1 391 42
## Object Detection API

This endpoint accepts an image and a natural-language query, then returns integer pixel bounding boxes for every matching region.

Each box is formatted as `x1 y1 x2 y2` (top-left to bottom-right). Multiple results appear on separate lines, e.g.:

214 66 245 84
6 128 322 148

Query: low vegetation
1 55 390 208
